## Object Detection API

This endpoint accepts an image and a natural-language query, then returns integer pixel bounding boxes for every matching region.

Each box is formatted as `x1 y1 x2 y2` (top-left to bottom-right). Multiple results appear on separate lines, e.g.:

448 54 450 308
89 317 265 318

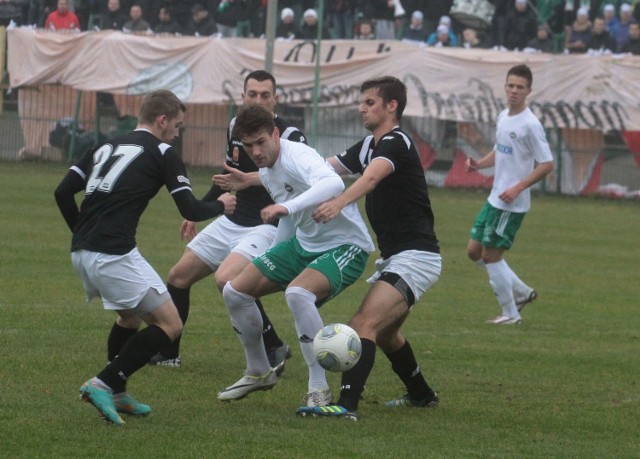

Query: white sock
222 282 270 376
485 260 519 318
476 258 529 298
285 286 328 391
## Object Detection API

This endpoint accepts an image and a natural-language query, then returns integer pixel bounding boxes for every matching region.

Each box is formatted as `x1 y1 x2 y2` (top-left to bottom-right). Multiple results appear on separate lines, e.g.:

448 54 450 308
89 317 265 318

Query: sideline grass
1 162 639 458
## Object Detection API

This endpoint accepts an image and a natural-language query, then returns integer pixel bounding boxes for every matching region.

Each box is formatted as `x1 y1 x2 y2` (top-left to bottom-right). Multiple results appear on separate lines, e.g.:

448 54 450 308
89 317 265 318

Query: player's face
159 111 185 143
241 128 280 168
359 88 390 132
504 75 531 111
243 79 278 113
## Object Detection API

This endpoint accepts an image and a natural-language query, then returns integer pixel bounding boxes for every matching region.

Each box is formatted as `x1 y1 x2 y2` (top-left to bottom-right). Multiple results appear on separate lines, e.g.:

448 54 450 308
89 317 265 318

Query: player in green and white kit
465 64 554 325
216 104 374 407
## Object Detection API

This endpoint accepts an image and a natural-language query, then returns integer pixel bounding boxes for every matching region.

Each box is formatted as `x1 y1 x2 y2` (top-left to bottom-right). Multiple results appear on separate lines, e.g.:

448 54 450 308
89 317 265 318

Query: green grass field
1 162 639 458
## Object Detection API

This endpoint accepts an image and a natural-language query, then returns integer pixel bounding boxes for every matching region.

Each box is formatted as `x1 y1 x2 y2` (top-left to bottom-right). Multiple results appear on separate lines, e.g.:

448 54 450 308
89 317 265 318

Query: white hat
437 24 449 35
577 6 589 16
303 8 317 19
412 10 424 21
281 8 294 20
603 4 615 12
515 0 527 5
621 3 632 13
439 15 451 26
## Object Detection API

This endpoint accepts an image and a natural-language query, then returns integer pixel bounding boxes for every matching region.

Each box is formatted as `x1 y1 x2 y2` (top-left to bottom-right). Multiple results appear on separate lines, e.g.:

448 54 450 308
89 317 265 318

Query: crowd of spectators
2 0 639 55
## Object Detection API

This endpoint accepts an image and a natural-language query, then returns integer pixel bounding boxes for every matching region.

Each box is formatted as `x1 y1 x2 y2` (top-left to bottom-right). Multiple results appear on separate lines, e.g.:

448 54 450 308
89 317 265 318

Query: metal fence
1 85 639 198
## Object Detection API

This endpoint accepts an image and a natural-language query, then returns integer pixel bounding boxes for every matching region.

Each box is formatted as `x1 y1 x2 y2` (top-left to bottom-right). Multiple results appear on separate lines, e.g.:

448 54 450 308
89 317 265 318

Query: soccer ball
312 323 362 372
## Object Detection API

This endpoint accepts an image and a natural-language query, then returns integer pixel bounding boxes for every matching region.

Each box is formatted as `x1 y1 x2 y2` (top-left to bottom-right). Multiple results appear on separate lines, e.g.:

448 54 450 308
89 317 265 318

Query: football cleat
487 315 522 325
296 404 358 421
516 289 538 312
303 388 333 407
217 369 277 401
113 393 152 416
79 379 124 426
266 343 292 376
385 391 439 408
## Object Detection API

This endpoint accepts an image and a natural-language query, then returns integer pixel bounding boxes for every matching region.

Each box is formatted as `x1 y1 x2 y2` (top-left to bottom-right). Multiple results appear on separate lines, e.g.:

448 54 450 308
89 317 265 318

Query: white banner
8 28 640 131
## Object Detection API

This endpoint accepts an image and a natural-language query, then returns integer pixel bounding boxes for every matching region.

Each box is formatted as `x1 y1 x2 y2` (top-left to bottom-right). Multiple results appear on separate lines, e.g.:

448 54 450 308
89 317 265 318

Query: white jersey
489 107 554 213
260 139 374 254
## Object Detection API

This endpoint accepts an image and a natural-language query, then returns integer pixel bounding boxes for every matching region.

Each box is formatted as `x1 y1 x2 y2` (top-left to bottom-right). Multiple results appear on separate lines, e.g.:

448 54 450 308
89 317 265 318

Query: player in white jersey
215 104 374 408
465 64 554 325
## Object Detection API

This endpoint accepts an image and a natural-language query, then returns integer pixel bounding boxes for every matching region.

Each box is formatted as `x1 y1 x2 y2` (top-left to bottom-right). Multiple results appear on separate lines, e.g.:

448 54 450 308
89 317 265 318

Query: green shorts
470 202 525 250
252 237 369 303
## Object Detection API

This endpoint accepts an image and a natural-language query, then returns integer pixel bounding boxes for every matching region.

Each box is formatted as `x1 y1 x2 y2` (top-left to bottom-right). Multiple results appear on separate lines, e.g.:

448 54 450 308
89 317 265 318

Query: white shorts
187 216 277 270
71 248 170 315
366 250 442 306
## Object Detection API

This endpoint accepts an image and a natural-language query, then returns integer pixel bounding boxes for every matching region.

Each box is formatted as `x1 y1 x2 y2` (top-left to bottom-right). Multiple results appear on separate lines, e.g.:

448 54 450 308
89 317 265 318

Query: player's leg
217 263 282 401
215 224 291 373
289 243 369 408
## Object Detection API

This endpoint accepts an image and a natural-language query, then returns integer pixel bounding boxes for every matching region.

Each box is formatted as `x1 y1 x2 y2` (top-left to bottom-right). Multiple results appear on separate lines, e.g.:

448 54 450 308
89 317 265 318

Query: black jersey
64 129 222 255
217 115 307 227
336 127 439 258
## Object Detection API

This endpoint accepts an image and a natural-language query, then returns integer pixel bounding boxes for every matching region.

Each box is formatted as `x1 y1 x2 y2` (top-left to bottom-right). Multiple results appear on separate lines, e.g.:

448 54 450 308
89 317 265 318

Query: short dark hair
244 70 277 94
360 76 407 119
138 90 186 125
232 104 276 140
507 64 533 88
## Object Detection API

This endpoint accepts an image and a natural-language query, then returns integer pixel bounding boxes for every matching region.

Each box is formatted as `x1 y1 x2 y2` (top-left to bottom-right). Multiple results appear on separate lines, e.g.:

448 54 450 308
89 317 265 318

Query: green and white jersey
490 107 553 213
260 139 374 254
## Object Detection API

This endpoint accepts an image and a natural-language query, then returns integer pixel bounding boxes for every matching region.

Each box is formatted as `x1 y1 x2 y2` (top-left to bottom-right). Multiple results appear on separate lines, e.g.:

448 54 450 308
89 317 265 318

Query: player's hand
464 157 478 172
312 198 343 224
213 164 253 191
217 192 237 215
499 184 523 204
261 204 288 224
180 220 197 242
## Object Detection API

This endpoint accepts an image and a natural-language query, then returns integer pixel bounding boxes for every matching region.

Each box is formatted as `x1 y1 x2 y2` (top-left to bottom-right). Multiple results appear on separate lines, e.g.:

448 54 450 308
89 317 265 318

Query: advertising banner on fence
7 28 640 132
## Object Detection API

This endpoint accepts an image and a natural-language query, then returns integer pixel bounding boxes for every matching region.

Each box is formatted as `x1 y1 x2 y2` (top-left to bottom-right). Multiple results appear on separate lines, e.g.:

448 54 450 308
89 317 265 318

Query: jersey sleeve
370 133 407 170
527 120 554 164
335 139 366 174
162 145 193 195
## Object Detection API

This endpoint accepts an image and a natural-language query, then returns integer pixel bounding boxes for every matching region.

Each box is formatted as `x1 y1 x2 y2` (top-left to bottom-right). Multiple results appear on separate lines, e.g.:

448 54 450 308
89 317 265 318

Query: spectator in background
298 8 330 40
602 3 620 31
525 23 554 53
369 0 396 39
565 7 592 53
0 0 28 26
123 3 151 33
329 0 356 39
421 0 451 37
45 0 80 30
587 16 616 52
154 4 181 35
100 0 127 30
610 3 637 52
214 0 247 38
355 19 375 39
276 7 299 39
428 24 454 46
184 3 217 36
505 0 537 50
427 15 458 45
401 10 428 42
461 27 489 48
622 21 640 53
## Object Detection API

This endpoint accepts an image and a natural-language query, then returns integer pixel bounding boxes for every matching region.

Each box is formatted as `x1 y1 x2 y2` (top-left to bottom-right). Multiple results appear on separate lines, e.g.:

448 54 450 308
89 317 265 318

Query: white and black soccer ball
312 323 362 372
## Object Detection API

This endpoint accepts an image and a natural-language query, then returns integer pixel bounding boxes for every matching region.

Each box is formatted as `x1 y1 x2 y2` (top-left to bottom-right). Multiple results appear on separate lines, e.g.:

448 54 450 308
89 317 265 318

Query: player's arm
54 168 85 231
212 164 261 191
312 158 392 224
171 189 236 221
465 150 496 172
498 160 554 204
326 156 352 176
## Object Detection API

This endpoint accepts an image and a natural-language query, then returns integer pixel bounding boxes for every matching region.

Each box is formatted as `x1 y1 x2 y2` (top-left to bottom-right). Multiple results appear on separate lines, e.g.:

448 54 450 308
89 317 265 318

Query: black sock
257 299 283 349
337 338 376 412
160 283 190 358
385 340 434 400
98 325 172 393
107 322 138 362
